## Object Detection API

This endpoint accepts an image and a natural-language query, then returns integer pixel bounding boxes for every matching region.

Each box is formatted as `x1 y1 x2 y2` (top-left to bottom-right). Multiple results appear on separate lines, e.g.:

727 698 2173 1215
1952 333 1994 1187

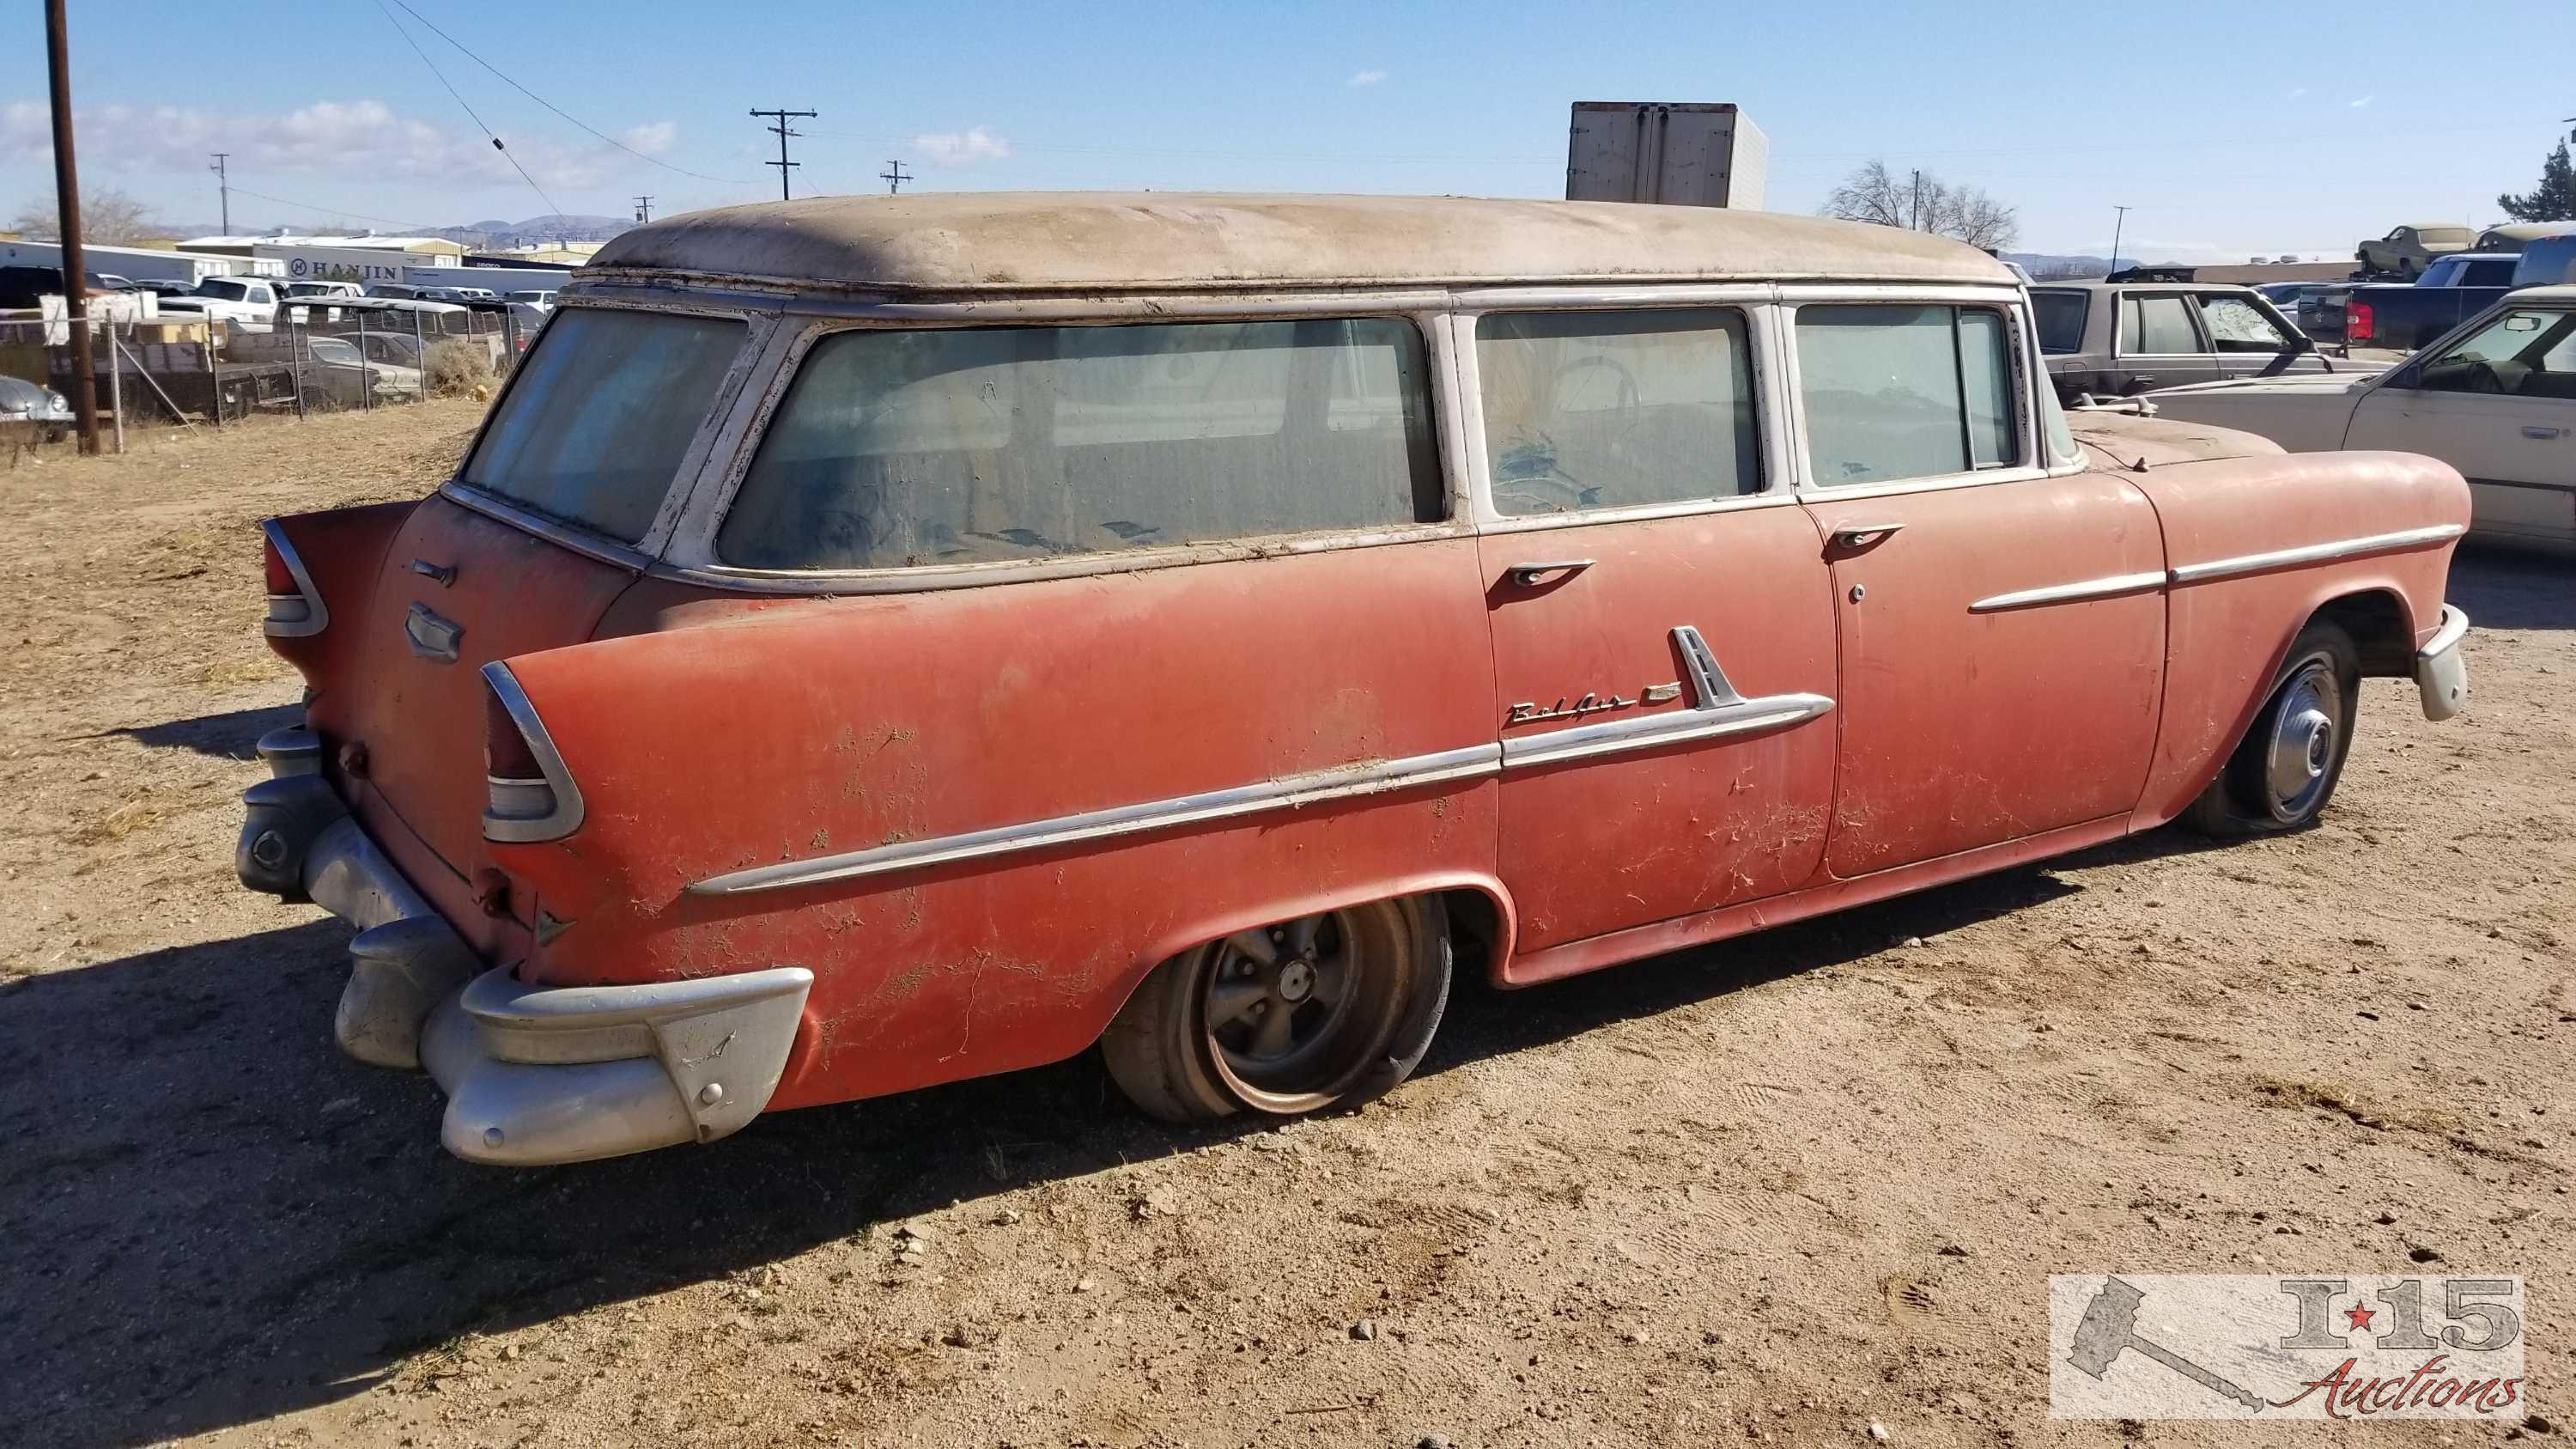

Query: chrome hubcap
2260 661 2341 821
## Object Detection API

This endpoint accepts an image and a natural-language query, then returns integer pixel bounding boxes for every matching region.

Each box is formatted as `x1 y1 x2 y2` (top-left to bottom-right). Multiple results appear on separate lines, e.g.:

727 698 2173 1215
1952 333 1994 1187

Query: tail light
2346 298 2374 344
260 518 329 637
482 661 586 843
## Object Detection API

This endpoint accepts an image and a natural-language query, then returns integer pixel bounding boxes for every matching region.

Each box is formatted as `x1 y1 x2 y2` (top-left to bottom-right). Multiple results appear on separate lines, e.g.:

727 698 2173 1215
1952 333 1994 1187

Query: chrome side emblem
1506 691 1636 726
404 602 464 664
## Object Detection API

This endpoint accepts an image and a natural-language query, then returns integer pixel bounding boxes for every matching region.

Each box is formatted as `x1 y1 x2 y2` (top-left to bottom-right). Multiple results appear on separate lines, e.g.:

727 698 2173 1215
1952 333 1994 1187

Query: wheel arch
2309 587 2417 678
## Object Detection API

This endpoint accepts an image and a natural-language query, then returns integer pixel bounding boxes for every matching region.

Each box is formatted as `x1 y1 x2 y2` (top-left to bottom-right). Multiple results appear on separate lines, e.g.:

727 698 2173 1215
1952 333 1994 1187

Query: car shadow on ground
2447 544 2575 631
105 702 303 761
0 828 2214 1446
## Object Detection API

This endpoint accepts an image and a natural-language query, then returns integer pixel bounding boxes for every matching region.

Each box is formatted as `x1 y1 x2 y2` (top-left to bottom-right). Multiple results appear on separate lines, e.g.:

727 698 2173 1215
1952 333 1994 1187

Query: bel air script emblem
1506 681 1683 726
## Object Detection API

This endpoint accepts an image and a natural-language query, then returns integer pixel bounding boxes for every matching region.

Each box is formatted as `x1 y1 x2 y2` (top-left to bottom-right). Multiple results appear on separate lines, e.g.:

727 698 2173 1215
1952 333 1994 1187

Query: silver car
0 374 74 441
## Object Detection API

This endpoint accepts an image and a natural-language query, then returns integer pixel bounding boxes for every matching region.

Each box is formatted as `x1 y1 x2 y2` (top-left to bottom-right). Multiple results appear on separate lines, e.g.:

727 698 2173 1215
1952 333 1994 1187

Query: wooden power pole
46 0 100 454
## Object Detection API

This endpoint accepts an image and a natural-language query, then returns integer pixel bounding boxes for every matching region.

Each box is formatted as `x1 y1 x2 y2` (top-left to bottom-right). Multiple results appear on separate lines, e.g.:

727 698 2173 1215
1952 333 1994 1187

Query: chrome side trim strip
1968 570 2168 613
2167 525 2464 586
1501 692 1835 770
259 518 330 638
480 661 587 844
688 744 1504 897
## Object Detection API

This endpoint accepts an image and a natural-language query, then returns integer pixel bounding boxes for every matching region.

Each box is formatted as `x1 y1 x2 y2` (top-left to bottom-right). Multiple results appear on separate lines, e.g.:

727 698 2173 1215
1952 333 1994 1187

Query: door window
2415 307 2576 399
2196 295 2294 353
2030 289 2087 354
717 317 1441 569
1473 308 1759 515
2117 294 2204 354
1795 303 2023 486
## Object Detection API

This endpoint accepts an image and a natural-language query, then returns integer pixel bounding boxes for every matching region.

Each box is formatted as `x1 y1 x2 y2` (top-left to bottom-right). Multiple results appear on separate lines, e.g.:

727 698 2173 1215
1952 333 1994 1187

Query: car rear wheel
2182 620 2360 837
1102 897 1449 1123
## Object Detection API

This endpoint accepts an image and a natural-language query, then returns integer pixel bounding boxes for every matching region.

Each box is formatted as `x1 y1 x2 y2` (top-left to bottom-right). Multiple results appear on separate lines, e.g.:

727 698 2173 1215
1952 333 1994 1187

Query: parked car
2476 222 2576 252
234 193 2473 1166
2298 285 2353 342
2342 252 2523 351
503 289 559 307
131 278 200 299
179 275 283 331
0 374 74 441
2147 287 2575 551
284 280 364 300
2031 281 2331 401
2517 235 2576 288
2357 222 2475 278
0 264 106 307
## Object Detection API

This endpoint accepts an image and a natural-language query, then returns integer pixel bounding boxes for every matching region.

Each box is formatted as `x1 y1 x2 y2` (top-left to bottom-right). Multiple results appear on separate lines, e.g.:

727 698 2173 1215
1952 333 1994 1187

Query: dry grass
424 338 495 398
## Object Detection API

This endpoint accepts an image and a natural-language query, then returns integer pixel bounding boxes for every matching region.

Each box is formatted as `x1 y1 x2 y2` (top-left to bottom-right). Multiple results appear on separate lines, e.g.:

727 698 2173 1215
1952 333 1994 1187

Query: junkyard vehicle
302 335 423 406
2342 253 2524 351
0 374 73 441
2149 287 2576 551
236 194 2474 1166
2031 281 2331 401
2358 222 2475 278
2476 222 2576 253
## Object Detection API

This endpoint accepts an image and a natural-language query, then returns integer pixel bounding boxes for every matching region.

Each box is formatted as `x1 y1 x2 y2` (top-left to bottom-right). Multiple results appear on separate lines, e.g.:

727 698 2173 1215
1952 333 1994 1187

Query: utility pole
633 195 653 224
209 152 231 235
1910 168 1923 232
749 108 817 201
881 160 912 196
45 0 99 455
2108 204 2131 276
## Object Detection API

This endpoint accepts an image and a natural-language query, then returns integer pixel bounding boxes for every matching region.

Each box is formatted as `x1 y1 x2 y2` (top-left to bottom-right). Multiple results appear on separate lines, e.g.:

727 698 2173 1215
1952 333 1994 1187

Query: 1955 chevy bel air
236 194 2474 1165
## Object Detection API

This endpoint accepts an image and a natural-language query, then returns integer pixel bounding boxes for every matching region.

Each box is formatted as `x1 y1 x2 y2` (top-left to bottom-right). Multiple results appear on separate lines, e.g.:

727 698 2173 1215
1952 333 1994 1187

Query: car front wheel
2182 619 2360 836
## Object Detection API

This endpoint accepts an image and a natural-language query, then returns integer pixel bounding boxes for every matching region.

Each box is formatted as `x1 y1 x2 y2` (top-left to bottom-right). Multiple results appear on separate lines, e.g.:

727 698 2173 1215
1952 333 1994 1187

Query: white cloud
619 121 677 156
912 126 1011 165
0 96 670 193
2287 86 2309 98
2348 94 2374 108
1346 69 1388 87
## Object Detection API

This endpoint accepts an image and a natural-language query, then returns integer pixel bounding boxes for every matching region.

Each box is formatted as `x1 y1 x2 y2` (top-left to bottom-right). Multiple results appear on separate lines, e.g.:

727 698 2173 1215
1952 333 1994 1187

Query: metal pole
204 323 222 428
105 318 123 453
411 309 425 401
2109 205 2130 277
357 310 374 411
289 316 306 421
45 0 100 454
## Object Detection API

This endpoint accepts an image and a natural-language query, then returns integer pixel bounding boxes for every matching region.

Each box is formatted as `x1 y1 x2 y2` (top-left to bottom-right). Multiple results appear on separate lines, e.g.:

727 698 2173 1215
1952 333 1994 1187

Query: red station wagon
236 194 2474 1165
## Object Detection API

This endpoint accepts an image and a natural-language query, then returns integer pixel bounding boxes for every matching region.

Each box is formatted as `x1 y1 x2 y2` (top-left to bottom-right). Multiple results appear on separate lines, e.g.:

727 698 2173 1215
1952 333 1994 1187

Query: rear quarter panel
489 540 1503 1110
2127 449 2468 825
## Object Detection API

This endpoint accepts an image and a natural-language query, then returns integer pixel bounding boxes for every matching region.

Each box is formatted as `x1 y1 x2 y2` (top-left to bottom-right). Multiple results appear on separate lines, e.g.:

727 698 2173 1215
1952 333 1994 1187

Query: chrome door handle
2523 425 2566 440
1508 559 1595 585
1830 523 1906 546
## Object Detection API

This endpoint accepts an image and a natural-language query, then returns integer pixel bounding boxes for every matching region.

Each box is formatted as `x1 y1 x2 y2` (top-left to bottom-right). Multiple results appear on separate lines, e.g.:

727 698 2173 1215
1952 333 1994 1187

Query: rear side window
461 308 745 543
2117 295 2203 354
2196 295 2293 352
1795 304 2021 486
717 318 1440 570
2031 290 2088 353
1475 308 1759 515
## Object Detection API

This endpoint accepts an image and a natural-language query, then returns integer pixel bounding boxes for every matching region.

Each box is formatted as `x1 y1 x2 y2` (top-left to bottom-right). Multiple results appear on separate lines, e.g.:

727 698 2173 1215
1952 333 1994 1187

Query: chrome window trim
2167 524 2466 585
689 744 1504 896
1452 296 1787 527
1778 290 2045 499
1968 570 2168 613
659 305 1468 588
440 482 657 573
259 518 330 637
479 661 586 843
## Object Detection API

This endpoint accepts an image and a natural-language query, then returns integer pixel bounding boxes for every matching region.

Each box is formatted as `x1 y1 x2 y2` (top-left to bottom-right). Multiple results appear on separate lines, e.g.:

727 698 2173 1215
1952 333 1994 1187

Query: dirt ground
1 402 2569 1449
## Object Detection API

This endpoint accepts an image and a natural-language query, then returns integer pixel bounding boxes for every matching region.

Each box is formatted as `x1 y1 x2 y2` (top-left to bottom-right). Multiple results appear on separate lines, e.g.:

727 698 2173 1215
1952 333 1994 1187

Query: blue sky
5 0 2567 260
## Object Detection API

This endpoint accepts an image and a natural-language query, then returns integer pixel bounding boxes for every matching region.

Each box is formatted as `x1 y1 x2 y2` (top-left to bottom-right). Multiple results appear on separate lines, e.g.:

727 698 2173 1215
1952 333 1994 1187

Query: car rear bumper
236 727 812 1166
2415 605 2471 721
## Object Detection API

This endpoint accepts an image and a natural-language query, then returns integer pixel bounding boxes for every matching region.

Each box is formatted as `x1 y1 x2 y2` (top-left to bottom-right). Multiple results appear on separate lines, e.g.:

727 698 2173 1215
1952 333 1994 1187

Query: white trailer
1565 102 1768 210
0 240 247 285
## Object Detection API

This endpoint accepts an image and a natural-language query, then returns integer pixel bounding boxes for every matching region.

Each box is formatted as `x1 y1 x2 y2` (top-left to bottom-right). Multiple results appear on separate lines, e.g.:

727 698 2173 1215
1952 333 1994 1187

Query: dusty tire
2181 619 2360 837
1102 898 1449 1124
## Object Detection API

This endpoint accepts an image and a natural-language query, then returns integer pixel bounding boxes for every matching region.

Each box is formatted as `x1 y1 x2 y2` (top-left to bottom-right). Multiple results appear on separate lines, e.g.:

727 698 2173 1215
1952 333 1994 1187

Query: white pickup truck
155 275 283 332
2148 286 2576 551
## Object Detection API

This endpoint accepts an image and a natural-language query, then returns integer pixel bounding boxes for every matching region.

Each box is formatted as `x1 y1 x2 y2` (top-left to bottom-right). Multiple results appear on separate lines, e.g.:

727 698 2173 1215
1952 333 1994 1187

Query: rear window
1795 304 2020 486
460 308 744 543
716 318 1441 570
2031 290 2087 353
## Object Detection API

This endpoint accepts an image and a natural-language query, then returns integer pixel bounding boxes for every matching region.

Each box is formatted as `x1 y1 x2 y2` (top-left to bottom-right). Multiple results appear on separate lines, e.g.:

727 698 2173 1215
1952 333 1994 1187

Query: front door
1468 306 1841 953
2202 291 2328 382
2111 289 2226 394
1788 299 2168 879
2346 303 2576 549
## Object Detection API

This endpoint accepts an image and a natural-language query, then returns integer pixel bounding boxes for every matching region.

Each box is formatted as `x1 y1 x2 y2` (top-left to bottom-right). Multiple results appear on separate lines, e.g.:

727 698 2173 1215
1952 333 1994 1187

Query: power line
880 160 911 195
750 108 817 201
633 195 654 223
374 0 561 219
385 0 758 186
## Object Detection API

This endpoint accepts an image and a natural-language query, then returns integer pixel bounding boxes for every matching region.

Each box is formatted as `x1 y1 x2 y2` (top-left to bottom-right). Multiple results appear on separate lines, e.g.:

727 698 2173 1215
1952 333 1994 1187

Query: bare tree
1820 160 2020 252
9 186 167 247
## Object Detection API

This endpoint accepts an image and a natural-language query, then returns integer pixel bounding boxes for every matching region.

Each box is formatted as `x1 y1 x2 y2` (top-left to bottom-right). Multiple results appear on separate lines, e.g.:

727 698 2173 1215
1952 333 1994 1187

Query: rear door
1464 302 1841 953
2113 290 2225 393
2346 303 2576 549
1787 295 2166 878
317 304 763 876
2204 292 2325 381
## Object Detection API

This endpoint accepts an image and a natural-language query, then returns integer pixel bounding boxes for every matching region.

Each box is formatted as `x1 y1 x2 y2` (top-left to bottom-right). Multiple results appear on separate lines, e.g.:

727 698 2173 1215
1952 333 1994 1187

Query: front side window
460 308 745 543
1795 304 2021 487
2117 294 2203 354
717 317 1440 570
2416 307 2576 399
1474 308 1759 516
2197 295 2294 352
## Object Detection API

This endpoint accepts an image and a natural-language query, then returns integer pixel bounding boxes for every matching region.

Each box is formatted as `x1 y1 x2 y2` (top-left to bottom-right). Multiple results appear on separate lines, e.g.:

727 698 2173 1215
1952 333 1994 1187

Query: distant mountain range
435 214 634 248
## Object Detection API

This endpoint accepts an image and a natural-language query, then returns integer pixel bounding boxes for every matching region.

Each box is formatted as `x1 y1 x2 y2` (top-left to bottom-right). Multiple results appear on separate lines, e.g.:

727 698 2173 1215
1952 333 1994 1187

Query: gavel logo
2065 1276 2267 1411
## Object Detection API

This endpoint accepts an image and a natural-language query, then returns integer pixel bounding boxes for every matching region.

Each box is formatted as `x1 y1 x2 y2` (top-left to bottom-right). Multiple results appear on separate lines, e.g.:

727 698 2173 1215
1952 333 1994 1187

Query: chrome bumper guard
236 726 813 1166
2414 605 2470 721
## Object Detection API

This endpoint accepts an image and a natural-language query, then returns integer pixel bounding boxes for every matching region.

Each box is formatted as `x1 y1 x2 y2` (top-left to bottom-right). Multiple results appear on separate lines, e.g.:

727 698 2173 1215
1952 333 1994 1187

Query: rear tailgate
307 495 637 882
